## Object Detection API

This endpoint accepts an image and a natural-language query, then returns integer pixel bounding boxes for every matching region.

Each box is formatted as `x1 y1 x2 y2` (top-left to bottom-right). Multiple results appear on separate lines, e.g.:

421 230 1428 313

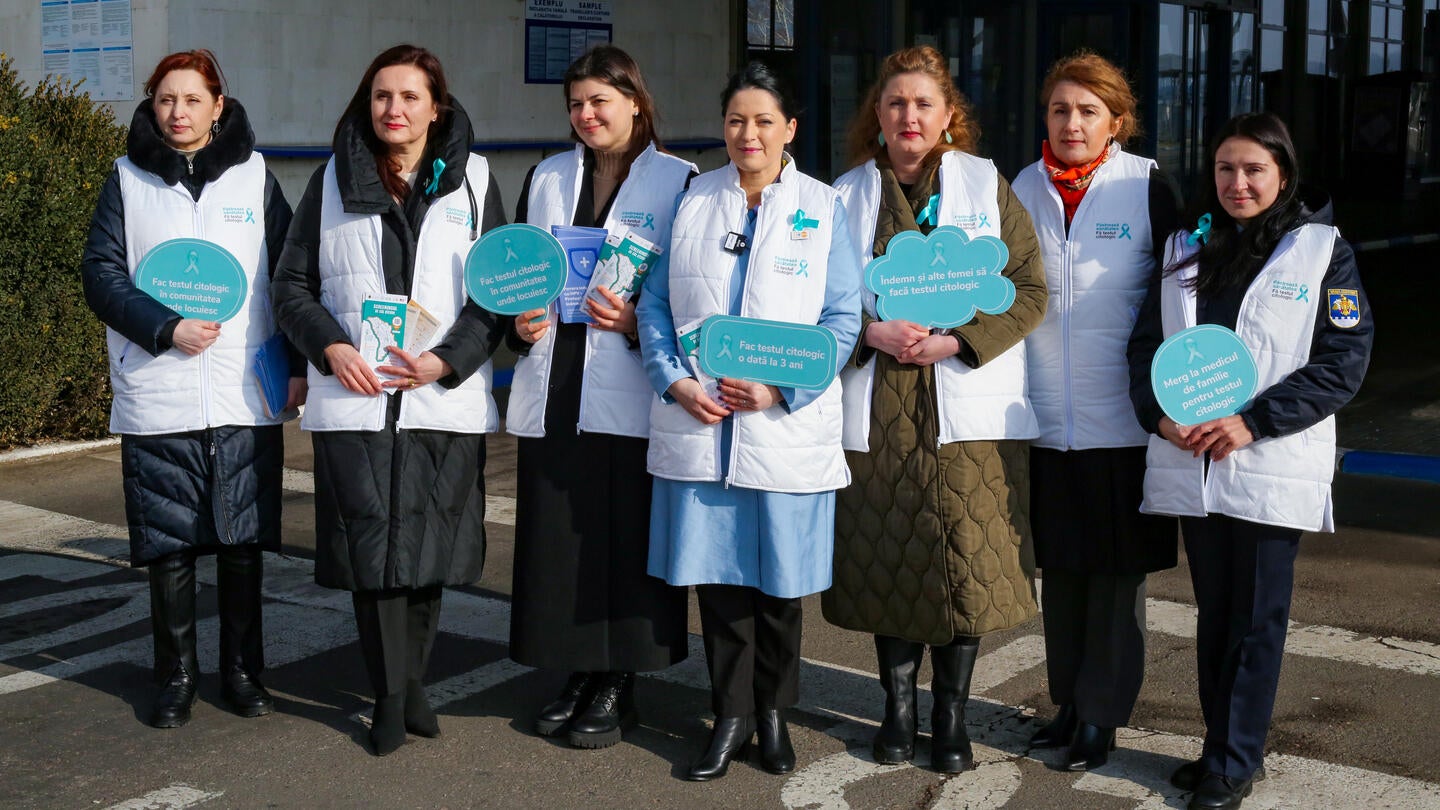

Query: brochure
404 298 441 354
676 316 721 400
585 229 663 310
359 293 408 390
551 225 608 324
251 332 290 418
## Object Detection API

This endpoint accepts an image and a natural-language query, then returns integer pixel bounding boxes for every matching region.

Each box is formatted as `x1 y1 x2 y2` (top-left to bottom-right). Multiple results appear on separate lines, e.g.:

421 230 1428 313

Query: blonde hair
1039 50 1140 144
845 45 979 169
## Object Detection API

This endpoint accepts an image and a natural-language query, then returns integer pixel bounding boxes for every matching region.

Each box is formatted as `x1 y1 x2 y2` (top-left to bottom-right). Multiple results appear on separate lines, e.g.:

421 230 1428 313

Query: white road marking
103 783 222 809
0 583 148 660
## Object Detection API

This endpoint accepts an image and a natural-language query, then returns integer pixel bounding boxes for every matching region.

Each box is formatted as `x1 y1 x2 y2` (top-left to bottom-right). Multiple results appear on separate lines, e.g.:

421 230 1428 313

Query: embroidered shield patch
1328 288 1361 329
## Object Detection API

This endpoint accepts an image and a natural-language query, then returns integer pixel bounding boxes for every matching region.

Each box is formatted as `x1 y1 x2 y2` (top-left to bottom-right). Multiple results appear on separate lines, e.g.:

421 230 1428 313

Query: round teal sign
133 238 248 322
698 315 838 390
1151 324 1259 425
464 223 568 315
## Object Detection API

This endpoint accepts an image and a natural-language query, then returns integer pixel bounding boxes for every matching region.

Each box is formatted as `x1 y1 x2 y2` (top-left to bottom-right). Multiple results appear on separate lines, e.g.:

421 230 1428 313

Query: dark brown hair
845 45 978 169
1040 50 1141 144
337 44 452 201
563 45 665 183
144 49 225 99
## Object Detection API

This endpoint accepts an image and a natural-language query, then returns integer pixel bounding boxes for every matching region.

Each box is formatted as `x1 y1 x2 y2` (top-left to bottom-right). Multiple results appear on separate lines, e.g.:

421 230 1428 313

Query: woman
823 45 1046 774
1010 52 1181 771
81 49 297 729
271 45 507 756
507 45 694 749
636 62 861 781
1128 112 1372 810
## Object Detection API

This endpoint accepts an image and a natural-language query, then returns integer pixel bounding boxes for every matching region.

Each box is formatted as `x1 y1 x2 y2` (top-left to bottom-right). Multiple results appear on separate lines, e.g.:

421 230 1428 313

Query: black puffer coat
271 98 507 591
80 99 294 565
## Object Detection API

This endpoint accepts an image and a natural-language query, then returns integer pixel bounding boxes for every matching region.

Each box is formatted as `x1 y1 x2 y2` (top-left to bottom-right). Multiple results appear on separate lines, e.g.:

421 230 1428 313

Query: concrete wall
2 0 734 205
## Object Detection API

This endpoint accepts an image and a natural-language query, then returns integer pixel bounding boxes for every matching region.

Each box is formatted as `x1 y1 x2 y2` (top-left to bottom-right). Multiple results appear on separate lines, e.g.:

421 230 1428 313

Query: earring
211 120 220 135
877 132 885 147
633 110 639 117
945 131 953 144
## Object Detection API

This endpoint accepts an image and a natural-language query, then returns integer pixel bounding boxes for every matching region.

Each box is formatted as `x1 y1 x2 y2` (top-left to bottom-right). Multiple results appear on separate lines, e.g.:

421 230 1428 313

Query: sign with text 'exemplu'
464 224 568 315
698 315 838 391
865 225 1014 328
1151 324 1259 426
134 238 248 322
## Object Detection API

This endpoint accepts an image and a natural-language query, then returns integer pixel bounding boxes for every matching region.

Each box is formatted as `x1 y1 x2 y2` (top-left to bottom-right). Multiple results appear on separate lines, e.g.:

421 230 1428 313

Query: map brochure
359 293 408 392
676 316 721 400
585 229 663 308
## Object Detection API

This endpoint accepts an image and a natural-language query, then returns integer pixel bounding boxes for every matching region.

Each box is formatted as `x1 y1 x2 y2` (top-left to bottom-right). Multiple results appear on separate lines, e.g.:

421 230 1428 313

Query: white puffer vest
110 153 282 435
832 151 1037 452
507 143 695 438
1142 226 1338 532
1013 146 1156 450
646 160 849 493
301 154 498 434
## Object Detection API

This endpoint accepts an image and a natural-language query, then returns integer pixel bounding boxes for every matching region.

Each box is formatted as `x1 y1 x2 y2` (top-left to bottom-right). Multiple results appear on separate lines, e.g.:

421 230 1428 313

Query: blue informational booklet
251 332 290 417
551 225 607 324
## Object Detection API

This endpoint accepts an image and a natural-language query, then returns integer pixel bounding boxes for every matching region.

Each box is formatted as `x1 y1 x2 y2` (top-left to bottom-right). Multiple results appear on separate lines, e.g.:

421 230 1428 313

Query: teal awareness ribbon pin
642 213 656 230
1118 223 1132 239
424 158 446 195
792 208 821 232
1297 284 1309 302
916 194 940 227
1186 213 1212 246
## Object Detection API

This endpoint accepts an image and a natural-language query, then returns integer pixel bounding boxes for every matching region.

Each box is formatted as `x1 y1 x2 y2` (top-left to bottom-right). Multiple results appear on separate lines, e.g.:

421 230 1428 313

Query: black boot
1188 772 1254 810
1172 759 1267 792
1029 703 1077 749
756 708 795 774
685 715 755 781
1064 723 1116 771
929 637 979 774
872 635 924 764
370 692 406 756
535 672 597 737
217 547 273 718
148 553 198 729
568 671 637 749
404 589 442 737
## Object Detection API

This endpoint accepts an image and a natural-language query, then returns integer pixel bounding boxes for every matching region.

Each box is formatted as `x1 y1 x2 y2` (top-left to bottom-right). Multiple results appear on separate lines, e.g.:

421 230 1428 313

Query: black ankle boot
872 635 924 764
1065 723 1116 771
685 715 755 781
929 637 979 774
148 553 198 729
370 692 406 756
756 708 795 774
217 547 271 718
1029 703 1077 749
568 672 636 749
150 662 198 728
535 672 597 737
404 678 440 737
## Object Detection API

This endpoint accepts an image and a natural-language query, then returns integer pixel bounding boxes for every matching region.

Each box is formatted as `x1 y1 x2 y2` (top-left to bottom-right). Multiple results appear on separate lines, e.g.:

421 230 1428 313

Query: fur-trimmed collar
126 98 256 193
331 96 475 214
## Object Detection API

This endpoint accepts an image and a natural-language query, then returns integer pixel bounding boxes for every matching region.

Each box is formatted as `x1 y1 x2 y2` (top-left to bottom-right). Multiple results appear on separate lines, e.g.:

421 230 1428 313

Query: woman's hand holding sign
1184 414 1255 462
172 319 221 356
865 319 929 358
719 378 781 412
668 377 730 425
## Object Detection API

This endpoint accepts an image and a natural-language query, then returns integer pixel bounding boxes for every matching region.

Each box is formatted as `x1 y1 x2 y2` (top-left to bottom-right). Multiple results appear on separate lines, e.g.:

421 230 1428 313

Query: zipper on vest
193 198 213 427
1062 238 1075 447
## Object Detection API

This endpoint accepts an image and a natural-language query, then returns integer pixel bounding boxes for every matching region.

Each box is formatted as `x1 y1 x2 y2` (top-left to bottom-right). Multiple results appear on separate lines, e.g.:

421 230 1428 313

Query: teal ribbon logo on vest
697 315 838 390
1095 222 1132 240
791 208 820 232
1150 324 1258 425
464 223 568 315
620 211 657 231
221 206 255 225
134 238 248 322
864 225 1013 328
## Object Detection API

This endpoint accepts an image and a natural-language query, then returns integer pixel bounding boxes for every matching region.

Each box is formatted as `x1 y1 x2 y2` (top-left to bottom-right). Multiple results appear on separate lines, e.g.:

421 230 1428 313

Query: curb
1337 449 1440 484
0 437 120 465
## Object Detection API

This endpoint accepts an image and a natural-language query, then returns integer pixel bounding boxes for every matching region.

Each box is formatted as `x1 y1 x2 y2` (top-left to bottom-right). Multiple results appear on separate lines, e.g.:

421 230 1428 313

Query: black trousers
1040 568 1148 728
1181 514 1302 781
352 586 443 699
696 584 802 717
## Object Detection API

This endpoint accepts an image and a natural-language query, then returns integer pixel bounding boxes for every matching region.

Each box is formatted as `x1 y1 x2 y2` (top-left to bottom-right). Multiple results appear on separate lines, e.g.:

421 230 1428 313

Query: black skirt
508 323 687 672
1030 446 1178 575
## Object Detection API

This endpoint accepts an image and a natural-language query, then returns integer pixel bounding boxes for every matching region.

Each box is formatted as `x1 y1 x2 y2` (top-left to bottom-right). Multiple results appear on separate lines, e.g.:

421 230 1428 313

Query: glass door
1157 3 1209 191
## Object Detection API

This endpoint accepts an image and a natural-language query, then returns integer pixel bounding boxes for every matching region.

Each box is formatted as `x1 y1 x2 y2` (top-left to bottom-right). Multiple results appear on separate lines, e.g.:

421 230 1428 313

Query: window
1307 0 1349 76
748 0 795 50
1368 1 1406 74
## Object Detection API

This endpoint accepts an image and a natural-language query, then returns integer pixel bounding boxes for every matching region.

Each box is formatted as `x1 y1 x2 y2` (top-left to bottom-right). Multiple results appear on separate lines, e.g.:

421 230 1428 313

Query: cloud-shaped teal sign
864 225 1013 328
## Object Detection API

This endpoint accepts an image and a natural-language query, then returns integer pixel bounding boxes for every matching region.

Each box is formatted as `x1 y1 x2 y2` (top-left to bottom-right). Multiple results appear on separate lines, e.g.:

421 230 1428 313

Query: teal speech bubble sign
1151 324 1259 426
133 238 248 322
865 225 1014 328
464 223 567 315
697 315 838 390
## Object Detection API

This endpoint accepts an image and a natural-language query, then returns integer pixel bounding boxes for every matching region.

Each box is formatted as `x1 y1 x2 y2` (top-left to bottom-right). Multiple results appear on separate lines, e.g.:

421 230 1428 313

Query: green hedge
0 53 127 449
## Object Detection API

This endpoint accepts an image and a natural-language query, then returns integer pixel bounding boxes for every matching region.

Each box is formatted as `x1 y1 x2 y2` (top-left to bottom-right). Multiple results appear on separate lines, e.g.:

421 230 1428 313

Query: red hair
143 49 226 99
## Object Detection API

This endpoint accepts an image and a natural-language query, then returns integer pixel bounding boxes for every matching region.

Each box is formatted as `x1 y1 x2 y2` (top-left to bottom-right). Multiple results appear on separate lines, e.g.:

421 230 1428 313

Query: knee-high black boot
930 636 979 774
217 546 273 717
353 591 408 756
148 552 198 729
404 587 442 738
873 635 925 764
